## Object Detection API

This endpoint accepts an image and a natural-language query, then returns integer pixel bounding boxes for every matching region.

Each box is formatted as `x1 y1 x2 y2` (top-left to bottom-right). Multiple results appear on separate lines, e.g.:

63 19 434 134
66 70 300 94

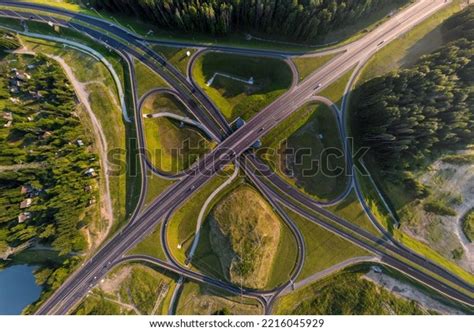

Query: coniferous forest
352 6 474 171
89 0 403 41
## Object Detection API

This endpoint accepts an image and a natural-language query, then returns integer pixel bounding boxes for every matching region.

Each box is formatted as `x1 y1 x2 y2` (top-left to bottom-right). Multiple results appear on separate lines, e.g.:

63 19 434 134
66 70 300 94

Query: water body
0 265 41 314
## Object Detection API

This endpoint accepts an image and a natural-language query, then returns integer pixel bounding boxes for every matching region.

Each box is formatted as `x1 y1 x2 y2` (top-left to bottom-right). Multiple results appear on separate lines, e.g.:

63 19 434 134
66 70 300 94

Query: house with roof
18 212 32 223
85 168 97 177
20 198 32 209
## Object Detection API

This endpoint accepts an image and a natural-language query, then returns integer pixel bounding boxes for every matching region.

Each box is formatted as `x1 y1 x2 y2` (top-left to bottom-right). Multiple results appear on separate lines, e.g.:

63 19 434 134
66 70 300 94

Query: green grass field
327 191 381 236
127 222 167 260
176 281 262 315
192 52 292 121
152 45 196 75
142 92 213 173
292 53 339 81
274 266 426 315
143 171 174 208
319 66 356 108
284 208 370 281
285 103 346 201
261 102 347 202
134 59 168 99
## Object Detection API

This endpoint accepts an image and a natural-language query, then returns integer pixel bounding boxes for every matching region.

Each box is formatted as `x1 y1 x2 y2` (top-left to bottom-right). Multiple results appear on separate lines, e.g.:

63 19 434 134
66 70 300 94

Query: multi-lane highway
0 0 472 315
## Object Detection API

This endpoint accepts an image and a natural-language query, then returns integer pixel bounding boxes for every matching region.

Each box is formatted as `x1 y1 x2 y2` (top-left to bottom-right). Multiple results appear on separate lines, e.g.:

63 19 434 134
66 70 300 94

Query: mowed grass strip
143 170 175 208
193 52 292 121
127 222 167 260
285 103 346 202
326 191 381 236
285 208 370 281
292 53 339 82
152 45 196 75
318 66 356 107
134 59 168 99
142 93 213 173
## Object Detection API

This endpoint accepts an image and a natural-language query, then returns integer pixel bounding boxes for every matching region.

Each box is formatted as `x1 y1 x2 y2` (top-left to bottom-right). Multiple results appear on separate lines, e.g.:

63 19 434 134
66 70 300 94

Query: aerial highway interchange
0 0 472 315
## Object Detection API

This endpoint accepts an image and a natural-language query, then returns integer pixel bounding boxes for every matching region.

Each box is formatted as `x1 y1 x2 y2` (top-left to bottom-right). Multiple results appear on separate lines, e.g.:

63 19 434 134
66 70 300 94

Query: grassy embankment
141 92 213 174
291 52 338 82
273 266 427 315
74 263 177 315
207 185 298 289
348 0 474 284
284 208 371 281
192 52 292 121
152 45 196 75
261 102 347 203
318 66 356 108
133 59 168 99
127 221 167 260
175 280 262 315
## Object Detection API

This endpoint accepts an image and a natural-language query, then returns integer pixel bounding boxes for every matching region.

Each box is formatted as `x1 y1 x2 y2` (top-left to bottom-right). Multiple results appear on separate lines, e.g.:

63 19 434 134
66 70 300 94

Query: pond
0 265 42 315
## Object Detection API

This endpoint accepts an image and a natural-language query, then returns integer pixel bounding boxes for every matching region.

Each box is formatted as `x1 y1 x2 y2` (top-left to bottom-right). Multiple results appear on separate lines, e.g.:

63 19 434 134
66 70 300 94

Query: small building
85 168 97 177
15 71 31 81
76 139 84 147
41 131 52 139
2 112 13 121
29 91 43 99
18 212 31 223
20 185 31 195
371 266 383 273
20 198 32 209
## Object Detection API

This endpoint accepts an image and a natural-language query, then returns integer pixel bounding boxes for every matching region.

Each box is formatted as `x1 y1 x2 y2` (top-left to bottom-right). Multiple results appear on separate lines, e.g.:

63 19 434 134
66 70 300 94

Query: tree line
0 51 101 307
352 6 473 174
90 0 404 42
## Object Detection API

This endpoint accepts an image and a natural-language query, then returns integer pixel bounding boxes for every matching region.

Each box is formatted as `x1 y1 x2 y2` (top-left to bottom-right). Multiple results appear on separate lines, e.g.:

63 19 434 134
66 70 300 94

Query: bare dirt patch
399 150 474 273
